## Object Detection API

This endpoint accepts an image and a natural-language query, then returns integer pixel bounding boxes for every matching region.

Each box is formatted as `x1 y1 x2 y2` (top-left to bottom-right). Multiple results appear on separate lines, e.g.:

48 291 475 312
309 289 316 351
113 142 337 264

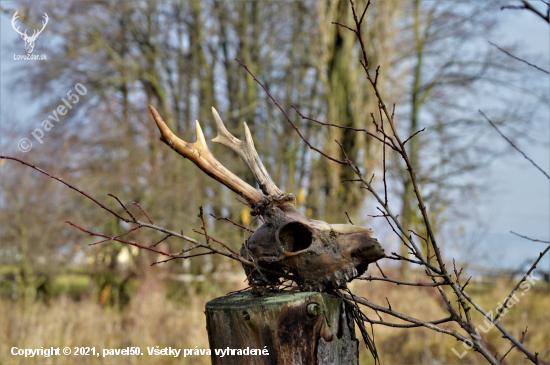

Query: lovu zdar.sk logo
12 10 48 61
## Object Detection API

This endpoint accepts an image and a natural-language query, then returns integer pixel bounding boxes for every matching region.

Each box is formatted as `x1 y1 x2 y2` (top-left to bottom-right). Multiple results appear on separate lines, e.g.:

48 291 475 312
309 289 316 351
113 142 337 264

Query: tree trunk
205 291 359 365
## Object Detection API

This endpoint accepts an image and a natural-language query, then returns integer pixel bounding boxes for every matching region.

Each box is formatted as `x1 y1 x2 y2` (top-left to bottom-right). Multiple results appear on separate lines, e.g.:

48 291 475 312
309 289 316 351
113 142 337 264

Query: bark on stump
205 291 359 365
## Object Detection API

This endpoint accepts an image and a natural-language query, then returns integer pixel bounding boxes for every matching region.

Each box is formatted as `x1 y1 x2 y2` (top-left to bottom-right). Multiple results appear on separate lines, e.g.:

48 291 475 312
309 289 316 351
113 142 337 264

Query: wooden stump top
205 290 359 365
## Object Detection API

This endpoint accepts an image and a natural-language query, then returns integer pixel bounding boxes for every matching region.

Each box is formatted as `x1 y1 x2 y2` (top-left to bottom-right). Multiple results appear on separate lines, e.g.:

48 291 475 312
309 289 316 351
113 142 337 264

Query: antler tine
149 105 265 204
11 11 26 37
211 107 284 197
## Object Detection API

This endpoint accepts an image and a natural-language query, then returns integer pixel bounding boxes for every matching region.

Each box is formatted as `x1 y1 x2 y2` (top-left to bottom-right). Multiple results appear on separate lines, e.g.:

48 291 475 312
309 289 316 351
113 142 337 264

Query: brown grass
1 273 548 365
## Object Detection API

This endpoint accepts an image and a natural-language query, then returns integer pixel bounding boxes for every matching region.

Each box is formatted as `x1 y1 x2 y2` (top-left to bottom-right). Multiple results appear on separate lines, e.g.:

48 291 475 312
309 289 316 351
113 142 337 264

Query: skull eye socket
277 222 312 252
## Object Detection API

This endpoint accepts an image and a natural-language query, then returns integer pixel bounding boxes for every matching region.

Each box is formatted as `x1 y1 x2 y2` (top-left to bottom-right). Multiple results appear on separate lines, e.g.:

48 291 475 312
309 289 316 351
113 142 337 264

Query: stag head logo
11 11 49 54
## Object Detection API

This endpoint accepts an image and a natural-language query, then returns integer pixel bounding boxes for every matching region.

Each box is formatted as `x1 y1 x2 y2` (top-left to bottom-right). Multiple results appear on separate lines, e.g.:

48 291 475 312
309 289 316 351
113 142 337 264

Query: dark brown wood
205 291 359 365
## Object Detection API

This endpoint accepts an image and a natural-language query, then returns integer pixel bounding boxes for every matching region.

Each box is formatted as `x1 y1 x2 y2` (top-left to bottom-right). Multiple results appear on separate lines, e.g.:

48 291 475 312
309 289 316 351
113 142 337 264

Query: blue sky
472 5 549 272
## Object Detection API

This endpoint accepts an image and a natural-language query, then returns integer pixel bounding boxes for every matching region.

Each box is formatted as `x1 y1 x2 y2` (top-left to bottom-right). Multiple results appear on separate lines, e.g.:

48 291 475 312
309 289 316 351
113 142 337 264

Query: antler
30 13 49 40
149 106 266 204
211 107 284 198
11 11 48 40
11 11 27 38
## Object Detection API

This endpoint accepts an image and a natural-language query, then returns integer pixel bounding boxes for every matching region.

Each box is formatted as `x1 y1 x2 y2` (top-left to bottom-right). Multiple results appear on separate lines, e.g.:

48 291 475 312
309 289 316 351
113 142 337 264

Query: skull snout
338 233 385 263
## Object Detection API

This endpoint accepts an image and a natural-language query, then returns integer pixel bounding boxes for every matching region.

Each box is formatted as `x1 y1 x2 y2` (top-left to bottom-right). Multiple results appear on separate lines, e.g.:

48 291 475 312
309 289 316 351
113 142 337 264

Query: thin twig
67 221 177 257
226 287 252 295
90 225 142 246
0 156 129 222
133 202 154 224
0 157 275 275
211 213 254 232
375 262 387 278
409 230 427 242
108 194 136 220
500 327 528 362
386 253 423 265
342 293 471 343
377 207 411 251
368 316 452 328
479 111 549 179
494 242 550 322
236 59 345 164
511 231 550 244
518 0 550 23
345 212 354 225
236 197 250 207
380 109 388 206
358 276 446 287
370 113 398 147
489 41 549 74
193 229 240 257
461 276 472 292
462 290 544 364
292 105 398 151
453 258 464 287
403 128 426 145
198 206 210 246
151 251 215 266
150 234 171 248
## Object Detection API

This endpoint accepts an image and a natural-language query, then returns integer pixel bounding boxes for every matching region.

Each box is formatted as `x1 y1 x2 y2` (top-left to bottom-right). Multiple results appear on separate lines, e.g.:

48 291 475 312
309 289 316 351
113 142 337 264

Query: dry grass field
1 271 548 365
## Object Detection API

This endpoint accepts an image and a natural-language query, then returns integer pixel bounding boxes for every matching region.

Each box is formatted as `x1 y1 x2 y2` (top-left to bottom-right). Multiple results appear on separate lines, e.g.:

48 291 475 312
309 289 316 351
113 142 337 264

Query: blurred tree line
0 0 545 304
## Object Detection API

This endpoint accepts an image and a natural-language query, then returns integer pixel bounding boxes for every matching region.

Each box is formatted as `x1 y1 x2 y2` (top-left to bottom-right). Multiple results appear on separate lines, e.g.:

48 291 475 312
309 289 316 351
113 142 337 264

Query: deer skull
150 106 385 294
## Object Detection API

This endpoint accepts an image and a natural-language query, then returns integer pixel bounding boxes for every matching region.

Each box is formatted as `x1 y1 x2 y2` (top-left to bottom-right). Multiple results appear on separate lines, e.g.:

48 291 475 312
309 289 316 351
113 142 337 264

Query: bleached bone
149 106 265 204
211 107 284 197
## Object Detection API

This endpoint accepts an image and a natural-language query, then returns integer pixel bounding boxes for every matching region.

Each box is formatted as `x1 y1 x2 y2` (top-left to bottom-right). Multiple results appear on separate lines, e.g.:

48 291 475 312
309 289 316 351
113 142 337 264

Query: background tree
383 0 544 277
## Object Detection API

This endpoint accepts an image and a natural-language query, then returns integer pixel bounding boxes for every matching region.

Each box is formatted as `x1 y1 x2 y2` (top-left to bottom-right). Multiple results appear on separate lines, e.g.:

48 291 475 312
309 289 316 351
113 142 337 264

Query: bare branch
494 241 550 322
367 316 452 328
511 231 550 244
133 202 153 224
375 262 387 278
402 128 426 145
345 212 354 225
331 21 357 34
342 293 471 342
235 59 346 164
151 251 215 266
462 291 545 364
479 110 549 179
409 230 427 242
358 275 447 287
90 225 142 246
108 194 136 221
193 229 240 257
150 234 171 248
292 105 398 151
211 213 254 233
500 327 528 362
489 41 550 74
0 156 129 222
66 221 177 257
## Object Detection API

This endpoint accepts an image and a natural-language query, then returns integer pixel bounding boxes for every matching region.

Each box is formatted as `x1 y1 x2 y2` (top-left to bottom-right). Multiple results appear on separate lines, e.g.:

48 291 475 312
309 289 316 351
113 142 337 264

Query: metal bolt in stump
205 291 359 365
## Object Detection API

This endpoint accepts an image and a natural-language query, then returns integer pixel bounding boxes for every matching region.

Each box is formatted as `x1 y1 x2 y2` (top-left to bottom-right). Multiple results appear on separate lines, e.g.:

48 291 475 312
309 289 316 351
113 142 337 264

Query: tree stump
205 291 359 365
